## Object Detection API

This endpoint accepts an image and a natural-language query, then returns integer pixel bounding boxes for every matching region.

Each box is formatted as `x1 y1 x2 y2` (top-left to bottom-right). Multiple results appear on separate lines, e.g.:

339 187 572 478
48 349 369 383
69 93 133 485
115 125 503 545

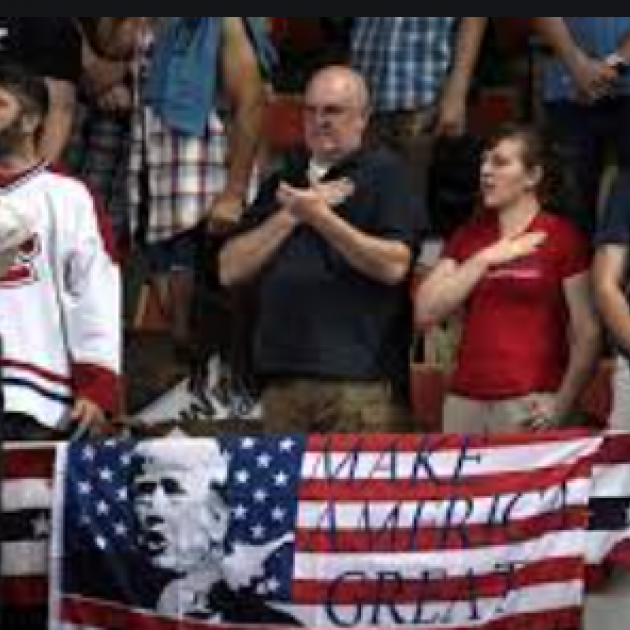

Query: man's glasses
303 103 355 119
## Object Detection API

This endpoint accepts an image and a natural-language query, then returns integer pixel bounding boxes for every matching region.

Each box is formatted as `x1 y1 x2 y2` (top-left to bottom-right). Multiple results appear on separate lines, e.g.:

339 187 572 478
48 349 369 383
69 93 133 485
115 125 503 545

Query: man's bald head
303 65 371 164
306 65 370 115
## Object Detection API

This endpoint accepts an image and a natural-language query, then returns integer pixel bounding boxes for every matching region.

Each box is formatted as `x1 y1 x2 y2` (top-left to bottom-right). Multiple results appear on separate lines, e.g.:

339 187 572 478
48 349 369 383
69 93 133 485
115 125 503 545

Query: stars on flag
68 440 136 553
225 436 305 599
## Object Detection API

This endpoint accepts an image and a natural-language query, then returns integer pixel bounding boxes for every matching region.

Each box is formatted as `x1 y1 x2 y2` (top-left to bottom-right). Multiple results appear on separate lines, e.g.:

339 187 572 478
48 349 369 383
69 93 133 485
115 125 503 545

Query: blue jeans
545 96 630 236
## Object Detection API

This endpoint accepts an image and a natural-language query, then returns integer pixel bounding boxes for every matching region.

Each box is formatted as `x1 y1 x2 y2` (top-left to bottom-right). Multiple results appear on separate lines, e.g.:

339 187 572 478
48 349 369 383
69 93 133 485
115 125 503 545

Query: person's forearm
39 80 77 162
612 29 630 60
221 16 267 200
415 254 488 327
533 18 586 67
533 17 619 102
597 286 630 355
219 210 296 286
554 325 601 422
224 96 265 199
308 207 411 286
593 245 630 354
442 17 488 100
40 111 74 163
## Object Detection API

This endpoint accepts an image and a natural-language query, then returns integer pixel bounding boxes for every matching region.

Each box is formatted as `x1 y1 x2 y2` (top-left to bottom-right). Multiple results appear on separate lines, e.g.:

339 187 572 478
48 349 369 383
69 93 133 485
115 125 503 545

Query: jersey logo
0 236 41 287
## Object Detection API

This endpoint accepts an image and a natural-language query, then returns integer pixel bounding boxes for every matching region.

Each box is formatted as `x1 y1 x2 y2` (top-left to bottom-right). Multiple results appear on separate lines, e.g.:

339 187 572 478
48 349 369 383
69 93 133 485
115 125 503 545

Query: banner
132 355 261 426
2 443 55 609
46 432 630 630
586 432 630 573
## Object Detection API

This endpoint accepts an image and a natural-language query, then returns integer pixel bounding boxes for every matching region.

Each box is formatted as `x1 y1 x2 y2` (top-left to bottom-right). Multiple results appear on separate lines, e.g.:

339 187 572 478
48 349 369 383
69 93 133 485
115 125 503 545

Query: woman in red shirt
415 123 601 433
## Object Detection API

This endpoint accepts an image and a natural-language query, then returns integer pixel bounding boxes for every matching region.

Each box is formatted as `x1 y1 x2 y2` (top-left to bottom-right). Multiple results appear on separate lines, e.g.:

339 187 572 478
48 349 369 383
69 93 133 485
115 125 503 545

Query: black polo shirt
241 146 422 394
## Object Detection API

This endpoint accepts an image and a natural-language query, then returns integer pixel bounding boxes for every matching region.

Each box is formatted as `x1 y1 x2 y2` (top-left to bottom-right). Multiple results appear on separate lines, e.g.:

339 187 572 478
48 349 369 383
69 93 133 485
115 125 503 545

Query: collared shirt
350 17 457 113
543 17 630 101
243 146 420 386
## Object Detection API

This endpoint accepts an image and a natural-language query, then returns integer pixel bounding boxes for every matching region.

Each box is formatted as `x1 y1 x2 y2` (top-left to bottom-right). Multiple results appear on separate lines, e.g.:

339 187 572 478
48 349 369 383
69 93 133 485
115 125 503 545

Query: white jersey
0 164 121 429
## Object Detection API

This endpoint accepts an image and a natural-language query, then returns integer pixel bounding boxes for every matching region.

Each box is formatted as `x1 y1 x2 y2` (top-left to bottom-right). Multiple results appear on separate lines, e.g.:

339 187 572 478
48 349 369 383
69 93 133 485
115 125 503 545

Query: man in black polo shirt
220 65 423 433
0 18 81 160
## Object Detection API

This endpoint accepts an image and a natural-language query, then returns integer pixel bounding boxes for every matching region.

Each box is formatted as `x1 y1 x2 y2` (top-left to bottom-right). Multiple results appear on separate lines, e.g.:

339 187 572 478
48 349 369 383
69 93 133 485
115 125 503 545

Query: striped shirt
350 17 458 113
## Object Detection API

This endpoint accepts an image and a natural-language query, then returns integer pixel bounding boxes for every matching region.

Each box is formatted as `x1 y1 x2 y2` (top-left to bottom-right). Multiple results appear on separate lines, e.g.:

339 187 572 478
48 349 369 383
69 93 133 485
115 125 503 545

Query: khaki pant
262 378 413 434
443 392 557 435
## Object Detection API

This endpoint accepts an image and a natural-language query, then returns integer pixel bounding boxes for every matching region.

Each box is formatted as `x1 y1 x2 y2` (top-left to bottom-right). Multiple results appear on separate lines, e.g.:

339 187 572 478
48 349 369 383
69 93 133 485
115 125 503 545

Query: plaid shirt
128 24 229 243
65 103 131 241
350 17 458 113
128 104 228 243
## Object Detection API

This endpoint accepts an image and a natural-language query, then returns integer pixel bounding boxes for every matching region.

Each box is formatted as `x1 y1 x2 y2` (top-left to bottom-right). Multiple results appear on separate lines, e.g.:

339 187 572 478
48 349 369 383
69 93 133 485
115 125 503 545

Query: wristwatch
605 52 629 75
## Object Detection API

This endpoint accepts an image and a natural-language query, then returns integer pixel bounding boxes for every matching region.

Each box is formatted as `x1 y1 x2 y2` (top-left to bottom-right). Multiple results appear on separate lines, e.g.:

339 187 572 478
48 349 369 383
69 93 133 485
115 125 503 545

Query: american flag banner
44 432 630 630
1 442 55 610
586 431 630 574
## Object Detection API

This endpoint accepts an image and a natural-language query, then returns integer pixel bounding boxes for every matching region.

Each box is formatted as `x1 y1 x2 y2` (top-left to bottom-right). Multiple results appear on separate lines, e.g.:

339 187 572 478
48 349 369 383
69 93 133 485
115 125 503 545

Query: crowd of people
0 17 629 440
5 17 630 630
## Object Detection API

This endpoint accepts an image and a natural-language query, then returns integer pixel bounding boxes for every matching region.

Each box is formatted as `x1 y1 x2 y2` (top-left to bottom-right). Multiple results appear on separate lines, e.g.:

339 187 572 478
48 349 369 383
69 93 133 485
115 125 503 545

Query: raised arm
415 231 546 327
